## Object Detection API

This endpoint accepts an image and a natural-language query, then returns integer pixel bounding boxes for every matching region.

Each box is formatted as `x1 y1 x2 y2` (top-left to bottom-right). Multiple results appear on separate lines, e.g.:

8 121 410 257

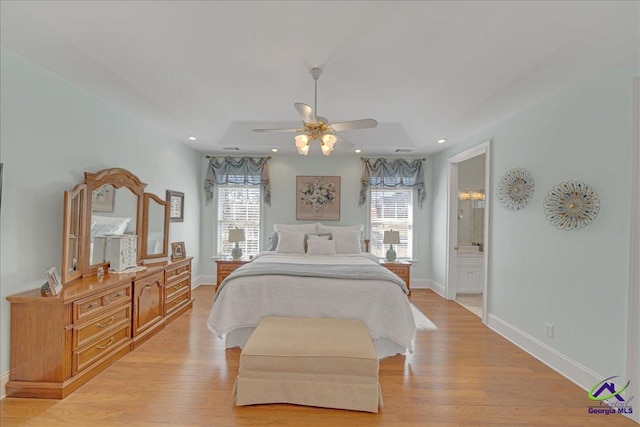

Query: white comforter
207 252 417 359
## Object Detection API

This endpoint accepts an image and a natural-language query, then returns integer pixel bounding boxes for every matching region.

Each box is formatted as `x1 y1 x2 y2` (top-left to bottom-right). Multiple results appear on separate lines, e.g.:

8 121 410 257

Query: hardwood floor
1 286 635 426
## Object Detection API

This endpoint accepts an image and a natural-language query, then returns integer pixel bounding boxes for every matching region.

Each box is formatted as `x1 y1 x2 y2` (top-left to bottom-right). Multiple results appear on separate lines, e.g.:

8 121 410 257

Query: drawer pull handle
85 302 98 310
115 292 123 298
96 316 115 328
96 337 114 350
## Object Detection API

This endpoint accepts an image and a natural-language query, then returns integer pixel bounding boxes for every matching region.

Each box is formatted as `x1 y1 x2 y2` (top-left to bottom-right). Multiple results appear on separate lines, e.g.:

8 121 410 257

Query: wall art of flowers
296 176 340 220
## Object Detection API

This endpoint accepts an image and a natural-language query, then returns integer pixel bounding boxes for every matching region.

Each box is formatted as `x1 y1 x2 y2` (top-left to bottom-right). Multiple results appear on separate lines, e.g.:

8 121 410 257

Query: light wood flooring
1 286 636 426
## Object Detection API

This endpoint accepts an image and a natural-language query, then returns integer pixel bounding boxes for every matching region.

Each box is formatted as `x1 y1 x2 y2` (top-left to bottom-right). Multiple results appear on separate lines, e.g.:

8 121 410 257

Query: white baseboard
411 279 430 289
192 275 215 289
487 314 602 392
1 370 8 400
427 279 446 297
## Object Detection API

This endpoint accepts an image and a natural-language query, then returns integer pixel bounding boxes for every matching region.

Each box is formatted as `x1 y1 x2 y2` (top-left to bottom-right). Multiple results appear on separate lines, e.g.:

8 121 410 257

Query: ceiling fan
252 68 378 155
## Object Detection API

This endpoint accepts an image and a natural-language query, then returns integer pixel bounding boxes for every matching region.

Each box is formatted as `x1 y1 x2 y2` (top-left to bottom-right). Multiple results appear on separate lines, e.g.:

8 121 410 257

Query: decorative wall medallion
497 168 535 211
543 181 600 230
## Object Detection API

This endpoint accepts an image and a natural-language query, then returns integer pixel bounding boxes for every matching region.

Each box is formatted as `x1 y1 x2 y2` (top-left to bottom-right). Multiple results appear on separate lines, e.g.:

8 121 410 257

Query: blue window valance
359 158 426 207
205 156 271 205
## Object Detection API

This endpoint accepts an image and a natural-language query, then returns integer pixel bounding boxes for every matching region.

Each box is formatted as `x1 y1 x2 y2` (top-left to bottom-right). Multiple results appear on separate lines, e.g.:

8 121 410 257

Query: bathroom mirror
141 193 170 259
457 198 485 250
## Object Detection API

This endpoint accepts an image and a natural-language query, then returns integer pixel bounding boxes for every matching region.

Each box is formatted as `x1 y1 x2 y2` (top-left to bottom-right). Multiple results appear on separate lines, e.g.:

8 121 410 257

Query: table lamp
383 230 400 262
228 228 245 259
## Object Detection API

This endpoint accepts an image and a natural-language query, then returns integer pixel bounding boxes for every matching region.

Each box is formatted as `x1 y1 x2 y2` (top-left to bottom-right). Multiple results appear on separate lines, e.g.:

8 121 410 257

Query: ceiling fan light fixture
321 133 337 146
320 142 333 156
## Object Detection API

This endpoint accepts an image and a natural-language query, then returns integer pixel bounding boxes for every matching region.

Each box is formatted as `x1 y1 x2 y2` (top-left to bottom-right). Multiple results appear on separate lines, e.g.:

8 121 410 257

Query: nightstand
380 261 412 296
215 259 250 287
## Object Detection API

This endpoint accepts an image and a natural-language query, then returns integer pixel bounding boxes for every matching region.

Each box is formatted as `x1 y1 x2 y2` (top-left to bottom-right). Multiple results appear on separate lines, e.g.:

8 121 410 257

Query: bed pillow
306 239 337 256
306 234 331 240
331 229 363 254
270 223 321 251
275 230 306 254
318 223 366 251
91 215 131 237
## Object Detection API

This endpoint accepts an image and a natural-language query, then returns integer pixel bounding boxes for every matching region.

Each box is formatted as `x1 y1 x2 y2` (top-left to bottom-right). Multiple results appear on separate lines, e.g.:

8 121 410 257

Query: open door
445 141 491 324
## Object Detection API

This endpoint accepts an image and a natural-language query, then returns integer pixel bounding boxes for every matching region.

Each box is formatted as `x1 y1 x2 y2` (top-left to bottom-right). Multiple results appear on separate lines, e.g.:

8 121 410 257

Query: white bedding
207 252 417 359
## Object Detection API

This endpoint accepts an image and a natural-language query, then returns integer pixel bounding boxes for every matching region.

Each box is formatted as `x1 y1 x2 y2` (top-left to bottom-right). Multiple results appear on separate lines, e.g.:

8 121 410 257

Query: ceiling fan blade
335 135 355 148
330 119 378 132
294 103 318 124
252 128 299 133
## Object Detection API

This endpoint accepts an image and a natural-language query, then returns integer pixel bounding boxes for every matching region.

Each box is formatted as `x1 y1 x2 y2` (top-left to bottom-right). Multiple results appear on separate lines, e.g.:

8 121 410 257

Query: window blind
369 187 413 259
217 186 261 257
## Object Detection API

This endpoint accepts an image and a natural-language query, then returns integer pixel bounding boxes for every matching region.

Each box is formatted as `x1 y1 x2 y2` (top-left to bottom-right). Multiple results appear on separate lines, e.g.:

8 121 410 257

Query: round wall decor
497 168 535 211
543 181 600 230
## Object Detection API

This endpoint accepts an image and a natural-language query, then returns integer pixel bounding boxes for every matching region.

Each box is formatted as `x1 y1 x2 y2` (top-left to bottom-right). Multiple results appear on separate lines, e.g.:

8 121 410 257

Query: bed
207 223 417 359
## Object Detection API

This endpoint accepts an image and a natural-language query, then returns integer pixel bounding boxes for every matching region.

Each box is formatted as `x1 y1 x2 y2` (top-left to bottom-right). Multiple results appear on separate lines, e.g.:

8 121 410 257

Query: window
369 187 413 259
217 186 261 257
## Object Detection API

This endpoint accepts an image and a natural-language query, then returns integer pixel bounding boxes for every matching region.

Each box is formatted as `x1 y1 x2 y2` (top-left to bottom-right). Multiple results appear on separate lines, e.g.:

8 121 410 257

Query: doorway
445 141 491 324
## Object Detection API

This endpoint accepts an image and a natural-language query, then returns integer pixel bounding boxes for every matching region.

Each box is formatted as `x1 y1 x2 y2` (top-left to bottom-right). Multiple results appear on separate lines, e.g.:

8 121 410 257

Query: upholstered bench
233 316 382 413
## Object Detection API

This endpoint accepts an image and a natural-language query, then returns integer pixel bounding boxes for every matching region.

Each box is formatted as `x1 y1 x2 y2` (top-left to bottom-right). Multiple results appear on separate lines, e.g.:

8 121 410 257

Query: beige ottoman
234 316 382 413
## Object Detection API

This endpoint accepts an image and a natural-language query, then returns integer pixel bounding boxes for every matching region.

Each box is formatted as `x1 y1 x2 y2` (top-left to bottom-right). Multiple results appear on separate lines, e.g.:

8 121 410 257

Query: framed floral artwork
296 176 340 221
167 190 184 222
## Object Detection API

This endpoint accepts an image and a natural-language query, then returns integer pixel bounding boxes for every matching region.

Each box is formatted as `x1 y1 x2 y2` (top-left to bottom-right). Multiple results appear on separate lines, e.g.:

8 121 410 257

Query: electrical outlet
544 322 554 338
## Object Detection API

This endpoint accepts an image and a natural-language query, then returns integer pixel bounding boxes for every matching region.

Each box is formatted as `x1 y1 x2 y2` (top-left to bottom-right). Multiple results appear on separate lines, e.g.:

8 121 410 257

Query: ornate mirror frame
61 183 88 284
141 192 170 260
82 168 146 276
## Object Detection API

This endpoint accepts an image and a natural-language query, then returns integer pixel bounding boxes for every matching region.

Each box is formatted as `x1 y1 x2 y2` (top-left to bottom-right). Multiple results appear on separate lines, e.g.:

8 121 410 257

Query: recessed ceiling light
354 149 362 153
437 139 447 144
271 148 278 152
188 136 197 141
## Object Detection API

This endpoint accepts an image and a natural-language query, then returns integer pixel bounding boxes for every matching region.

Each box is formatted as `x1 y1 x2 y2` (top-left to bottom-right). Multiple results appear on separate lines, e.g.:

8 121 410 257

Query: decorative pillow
306 234 331 240
275 230 306 254
306 239 337 256
91 215 131 237
331 229 363 254
318 223 366 252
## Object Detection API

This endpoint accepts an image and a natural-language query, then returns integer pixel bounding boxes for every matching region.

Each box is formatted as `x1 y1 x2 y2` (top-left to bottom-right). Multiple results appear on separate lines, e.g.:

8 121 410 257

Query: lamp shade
383 230 400 245
228 228 245 243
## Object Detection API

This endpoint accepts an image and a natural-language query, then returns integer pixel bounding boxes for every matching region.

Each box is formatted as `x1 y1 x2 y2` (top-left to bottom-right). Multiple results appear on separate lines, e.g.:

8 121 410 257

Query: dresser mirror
61 183 88 284
141 193 170 259
82 168 146 277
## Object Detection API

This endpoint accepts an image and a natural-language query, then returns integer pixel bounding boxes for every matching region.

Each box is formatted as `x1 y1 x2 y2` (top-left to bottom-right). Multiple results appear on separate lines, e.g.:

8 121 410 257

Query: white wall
0 48 202 376
429 68 635 381
199 155 433 280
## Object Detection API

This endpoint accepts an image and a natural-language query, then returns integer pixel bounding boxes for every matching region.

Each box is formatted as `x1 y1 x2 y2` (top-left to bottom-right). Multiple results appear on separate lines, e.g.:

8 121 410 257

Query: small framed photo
171 241 186 260
44 266 63 296
167 190 184 222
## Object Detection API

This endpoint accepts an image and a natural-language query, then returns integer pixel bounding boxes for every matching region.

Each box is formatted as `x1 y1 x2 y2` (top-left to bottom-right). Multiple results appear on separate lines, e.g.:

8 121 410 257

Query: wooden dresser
6 257 193 399
215 259 250 287
380 261 412 296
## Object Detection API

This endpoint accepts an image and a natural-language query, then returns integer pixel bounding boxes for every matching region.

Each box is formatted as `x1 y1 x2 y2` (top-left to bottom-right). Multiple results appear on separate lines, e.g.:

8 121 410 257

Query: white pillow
306 239 337 256
274 223 320 234
307 234 331 240
331 229 362 254
275 230 306 254
91 215 131 237
317 223 363 236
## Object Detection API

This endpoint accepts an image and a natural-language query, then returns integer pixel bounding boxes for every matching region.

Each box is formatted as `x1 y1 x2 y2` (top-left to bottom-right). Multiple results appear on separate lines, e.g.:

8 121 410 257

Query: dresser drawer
165 262 191 282
165 275 190 301
73 284 132 322
385 265 409 278
165 288 191 316
72 324 130 374
73 305 131 350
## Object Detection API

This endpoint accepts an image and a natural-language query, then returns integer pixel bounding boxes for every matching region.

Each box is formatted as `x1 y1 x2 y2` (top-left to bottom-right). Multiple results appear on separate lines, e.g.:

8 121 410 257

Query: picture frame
44 266 63 296
296 176 341 221
92 184 115 212
171 241 186 260
167 190 184 222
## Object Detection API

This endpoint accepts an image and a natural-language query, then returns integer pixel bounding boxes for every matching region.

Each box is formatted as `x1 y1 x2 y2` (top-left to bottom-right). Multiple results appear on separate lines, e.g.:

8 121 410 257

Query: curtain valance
205 157 271 205
359 158 426 207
